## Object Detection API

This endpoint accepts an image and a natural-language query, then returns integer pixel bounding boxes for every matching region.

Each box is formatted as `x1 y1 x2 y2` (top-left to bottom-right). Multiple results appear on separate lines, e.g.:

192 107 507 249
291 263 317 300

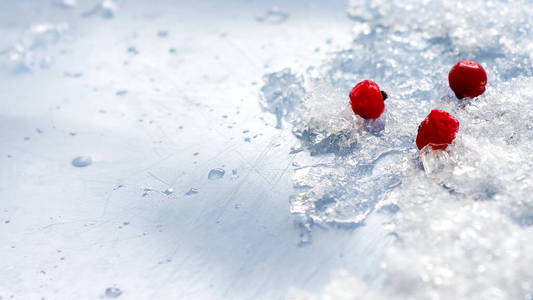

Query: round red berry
448 60 487 99
416 109 459 150
349 80 386 119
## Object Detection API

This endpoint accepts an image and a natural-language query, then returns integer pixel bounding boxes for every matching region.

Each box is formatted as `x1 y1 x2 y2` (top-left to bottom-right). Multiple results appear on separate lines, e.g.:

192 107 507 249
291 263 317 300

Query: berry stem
381 91 388 101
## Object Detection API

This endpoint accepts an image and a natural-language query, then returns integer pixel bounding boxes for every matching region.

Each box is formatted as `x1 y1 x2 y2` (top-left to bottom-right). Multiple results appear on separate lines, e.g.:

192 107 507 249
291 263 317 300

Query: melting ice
260 0 533 298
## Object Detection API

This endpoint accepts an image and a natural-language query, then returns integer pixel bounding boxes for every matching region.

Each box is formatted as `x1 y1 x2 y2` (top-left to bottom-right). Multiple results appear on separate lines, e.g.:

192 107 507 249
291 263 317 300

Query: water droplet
255 6 289 24
83 0 117 19
162 187 173 195
116 90 127 96
105 287 122 298
157 30 168 37
193 152 199 156
185 188 198 196
208 168 225 180
54 0 77 9
72 156 92 168
127 47 139 55
64 72 83 78
142 187 154 197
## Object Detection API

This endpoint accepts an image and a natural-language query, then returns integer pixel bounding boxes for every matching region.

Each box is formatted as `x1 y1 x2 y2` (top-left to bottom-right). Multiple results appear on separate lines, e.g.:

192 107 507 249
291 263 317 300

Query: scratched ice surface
1 0 533 300
0 0 381 299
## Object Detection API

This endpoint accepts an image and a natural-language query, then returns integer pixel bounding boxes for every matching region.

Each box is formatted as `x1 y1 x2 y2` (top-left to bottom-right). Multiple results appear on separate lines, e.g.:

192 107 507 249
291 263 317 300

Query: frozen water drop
64 72 83 78
208 168 225 180
83 0 117 19
105 287 122 298
127 47 139 55
255 6 289 25
113 184 124 190
142 187 154 197
185 188 198 196
162 187 173 195
72 156 92 168
57 0 77 8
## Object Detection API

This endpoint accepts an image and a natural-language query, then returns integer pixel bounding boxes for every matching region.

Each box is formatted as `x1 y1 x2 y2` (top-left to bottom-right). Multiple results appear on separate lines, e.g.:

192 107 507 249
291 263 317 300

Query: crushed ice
260 0 533 298
260 68 305 128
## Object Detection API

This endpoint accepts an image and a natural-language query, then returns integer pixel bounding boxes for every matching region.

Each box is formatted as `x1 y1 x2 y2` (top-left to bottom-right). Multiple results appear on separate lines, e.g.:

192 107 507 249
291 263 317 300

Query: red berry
448 60 487 99
349 80 386 119
416 109 459 150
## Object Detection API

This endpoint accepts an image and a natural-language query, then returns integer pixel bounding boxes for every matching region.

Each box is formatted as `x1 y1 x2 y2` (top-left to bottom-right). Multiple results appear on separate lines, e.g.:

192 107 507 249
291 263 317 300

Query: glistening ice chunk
291 82 361 155
260 68 305 128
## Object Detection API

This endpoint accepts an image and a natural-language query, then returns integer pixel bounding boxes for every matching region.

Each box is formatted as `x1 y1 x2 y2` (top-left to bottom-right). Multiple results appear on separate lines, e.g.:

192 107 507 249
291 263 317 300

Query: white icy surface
0 0 383 299
2 0 533 299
